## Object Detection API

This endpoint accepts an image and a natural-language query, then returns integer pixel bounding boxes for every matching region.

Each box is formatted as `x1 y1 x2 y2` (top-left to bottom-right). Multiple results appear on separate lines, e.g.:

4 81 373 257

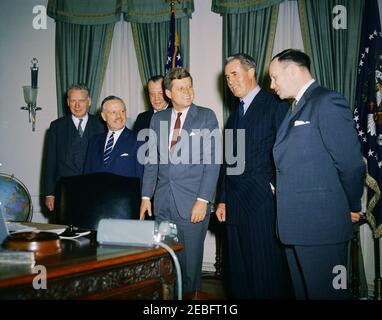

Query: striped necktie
103 132 115 165
78 119 84 138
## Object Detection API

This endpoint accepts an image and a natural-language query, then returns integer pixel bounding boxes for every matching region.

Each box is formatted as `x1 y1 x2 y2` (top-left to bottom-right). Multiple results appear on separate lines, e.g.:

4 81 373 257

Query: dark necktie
78 118 84 138
170 112 182 150
103 132 115 165
238 100 245 120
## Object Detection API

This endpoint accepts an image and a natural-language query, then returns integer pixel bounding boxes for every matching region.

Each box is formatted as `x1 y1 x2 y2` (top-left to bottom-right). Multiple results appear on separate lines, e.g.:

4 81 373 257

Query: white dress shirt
240 85 261 115
72 113 88 132
295 79 315 104
104 127 125 150
168 107 190 150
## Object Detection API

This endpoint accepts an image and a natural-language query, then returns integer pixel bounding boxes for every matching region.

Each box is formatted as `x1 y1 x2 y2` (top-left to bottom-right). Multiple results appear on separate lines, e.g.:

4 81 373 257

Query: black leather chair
54 172 141 230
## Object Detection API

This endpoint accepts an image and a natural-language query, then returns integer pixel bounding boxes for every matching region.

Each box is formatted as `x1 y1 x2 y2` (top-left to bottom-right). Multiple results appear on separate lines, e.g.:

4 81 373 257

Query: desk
0 231 182 300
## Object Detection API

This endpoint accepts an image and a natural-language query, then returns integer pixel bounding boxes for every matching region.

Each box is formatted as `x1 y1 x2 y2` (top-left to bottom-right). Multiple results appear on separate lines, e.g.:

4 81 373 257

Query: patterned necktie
170 112 182 150
78 118 84 138
291 100 297 113
103 132 115 165
238 100 245 120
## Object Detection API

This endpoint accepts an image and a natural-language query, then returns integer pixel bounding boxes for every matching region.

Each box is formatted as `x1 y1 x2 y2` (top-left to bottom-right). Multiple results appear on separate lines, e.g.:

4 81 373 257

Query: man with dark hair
44 84 105 212
133 75 169 133
83 95 143 179
215 53 292 299
140 67 220 297
269 49 365 299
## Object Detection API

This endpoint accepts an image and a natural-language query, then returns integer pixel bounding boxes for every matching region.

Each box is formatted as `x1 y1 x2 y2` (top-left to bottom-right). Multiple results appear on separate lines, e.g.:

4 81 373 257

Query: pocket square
190 132 196 136
294 120 310 127
120 153 129 157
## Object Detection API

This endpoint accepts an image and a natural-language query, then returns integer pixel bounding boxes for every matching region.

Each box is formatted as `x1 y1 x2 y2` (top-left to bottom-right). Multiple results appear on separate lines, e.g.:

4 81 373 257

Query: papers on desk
7 222 38 233
7 222 66 235
7 222 91 240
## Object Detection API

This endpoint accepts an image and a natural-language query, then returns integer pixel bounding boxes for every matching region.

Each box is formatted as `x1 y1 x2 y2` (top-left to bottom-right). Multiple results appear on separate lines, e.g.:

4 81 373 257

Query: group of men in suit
44 49 365 300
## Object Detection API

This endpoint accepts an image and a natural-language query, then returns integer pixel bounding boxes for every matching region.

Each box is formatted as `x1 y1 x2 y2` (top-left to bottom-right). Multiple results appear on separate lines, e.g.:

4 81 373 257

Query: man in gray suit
140 68 220 296
269 49 365 299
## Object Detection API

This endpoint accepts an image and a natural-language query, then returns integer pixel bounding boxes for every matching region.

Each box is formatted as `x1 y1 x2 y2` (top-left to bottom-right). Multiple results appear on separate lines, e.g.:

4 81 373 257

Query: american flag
354 0 382 237
165 8 182 73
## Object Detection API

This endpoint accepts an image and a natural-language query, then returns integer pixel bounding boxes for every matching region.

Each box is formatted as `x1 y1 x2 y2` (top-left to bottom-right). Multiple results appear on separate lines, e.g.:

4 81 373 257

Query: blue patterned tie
238 100 245 120
103 132 115 165
78 119 84 138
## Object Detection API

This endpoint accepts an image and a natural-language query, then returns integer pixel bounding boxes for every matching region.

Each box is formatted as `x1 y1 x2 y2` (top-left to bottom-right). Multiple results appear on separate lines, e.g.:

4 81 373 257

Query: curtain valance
212 0 283 15
48 0 194 25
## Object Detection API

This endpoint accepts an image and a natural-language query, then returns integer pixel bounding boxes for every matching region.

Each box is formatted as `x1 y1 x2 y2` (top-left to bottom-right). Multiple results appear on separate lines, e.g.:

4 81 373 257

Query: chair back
55 172 141 230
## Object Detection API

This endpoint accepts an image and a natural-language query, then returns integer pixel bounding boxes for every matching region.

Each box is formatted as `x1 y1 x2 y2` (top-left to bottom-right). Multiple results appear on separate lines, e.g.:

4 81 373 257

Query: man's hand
140 199 152 220
215 203 226 222
351 211 364 223
190 199 208 223
45 196 55 212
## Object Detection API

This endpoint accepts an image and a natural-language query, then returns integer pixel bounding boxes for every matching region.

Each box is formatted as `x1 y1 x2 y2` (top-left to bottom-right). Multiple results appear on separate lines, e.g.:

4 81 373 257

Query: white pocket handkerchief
294 120 310 127
120 153 129 157
190 132 196 136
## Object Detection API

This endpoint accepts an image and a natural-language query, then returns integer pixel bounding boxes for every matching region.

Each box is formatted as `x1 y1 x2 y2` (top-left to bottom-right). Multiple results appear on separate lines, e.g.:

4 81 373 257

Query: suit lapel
109 128 128 164
238 89 265 128
64 116 78 171
275 82 319 147
182 104 197 133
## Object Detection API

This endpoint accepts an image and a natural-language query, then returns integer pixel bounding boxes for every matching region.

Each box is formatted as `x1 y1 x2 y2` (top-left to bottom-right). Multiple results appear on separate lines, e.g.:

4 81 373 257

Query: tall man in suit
133 75 169 133
140 68 220 295
215 53 292 299
269 49 365 299
84 96 143 179
44 84 105 212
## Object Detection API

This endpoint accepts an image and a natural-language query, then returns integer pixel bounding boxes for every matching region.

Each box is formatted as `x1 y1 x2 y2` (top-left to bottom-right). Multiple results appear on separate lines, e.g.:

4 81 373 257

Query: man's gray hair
225 53 257 73
101 95 126 111
67 83 90 96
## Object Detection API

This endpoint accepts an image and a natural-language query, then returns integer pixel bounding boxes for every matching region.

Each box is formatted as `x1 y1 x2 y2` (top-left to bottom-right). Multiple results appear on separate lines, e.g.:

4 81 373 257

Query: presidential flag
354 0 382 238
165 8 182 73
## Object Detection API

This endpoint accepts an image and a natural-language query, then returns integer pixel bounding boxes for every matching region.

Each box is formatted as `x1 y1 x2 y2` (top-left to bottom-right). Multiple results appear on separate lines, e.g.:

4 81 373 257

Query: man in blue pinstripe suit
216 54 293 299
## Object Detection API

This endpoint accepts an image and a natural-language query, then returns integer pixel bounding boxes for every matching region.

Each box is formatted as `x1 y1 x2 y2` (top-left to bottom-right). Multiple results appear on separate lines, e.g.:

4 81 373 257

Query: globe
0 173 32 221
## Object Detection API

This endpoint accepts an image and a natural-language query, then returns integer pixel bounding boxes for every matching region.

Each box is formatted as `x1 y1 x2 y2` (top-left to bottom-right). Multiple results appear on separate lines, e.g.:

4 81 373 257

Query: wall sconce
21 58 41 131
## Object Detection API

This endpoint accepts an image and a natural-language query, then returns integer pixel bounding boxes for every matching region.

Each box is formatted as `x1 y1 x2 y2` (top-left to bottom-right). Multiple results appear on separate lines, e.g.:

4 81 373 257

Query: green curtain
47 0 121 25
48 0 194 114
55 21 114 116
298 0 364 109
126 1 194 87
212 0 282 14
213 0 281 122
123 0 194 23
131 18 190 86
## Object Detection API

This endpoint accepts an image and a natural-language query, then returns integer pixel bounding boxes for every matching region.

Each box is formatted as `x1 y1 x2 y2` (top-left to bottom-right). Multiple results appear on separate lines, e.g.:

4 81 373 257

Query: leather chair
54 172 141 230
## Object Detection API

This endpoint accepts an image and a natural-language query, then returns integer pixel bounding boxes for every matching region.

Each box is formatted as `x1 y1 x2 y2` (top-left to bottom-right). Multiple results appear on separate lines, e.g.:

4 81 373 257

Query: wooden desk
0 233 182 300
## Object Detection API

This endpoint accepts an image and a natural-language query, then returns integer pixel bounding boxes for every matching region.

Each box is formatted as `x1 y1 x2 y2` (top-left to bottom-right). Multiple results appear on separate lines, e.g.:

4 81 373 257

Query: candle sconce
21 58 41 131
21 86 41 131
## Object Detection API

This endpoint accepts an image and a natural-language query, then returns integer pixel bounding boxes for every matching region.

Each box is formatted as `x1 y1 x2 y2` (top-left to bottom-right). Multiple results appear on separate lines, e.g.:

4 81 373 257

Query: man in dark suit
215 53 292 299
133 75 169 133
84 96 143 180
140 68 220 296
44 84 105 212
269 49 366 299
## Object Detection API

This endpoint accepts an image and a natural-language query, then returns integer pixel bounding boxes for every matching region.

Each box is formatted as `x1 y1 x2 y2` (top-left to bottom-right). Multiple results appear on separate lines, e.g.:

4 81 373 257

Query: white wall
190 0 223 272
0 0 57 223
